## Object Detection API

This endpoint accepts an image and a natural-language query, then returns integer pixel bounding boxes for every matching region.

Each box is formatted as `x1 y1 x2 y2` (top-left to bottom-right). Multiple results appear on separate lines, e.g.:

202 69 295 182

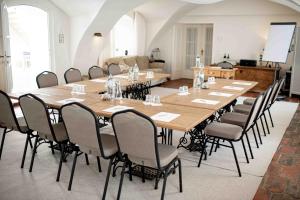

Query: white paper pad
151 112 180 122
139 73 146 76
232 81 252 86
209 92 233 97
143 102 162 106
103 105 133 113
32 93 51 97
90 79 106 83
57 98 84 104
207 82 216 85
177 92 190 96
223 86 244 91
115 75 128 79
65 84 85 88
192 98 220 105
71 92 86 95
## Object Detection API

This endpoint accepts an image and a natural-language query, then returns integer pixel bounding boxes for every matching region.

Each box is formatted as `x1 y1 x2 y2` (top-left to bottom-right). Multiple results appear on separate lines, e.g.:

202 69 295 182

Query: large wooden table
9 76 257 132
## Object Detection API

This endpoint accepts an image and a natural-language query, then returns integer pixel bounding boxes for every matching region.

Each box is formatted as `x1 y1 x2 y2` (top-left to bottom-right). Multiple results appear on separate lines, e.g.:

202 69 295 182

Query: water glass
145 95 152 105
179 86 185 94
183 86 189 93
153 95 160 104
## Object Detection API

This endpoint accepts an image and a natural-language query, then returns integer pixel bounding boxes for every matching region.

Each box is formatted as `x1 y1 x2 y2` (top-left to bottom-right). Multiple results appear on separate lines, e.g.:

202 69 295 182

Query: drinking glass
183 86 189 93
153 95 160 104
145 95 152 105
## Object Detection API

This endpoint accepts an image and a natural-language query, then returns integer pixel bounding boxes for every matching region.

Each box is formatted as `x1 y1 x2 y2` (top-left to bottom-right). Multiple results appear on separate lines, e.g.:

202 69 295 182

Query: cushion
136 56 149 70
124 56 137 67
234 104 252 115
221 112 248 128
205 122 243 140
128 144 178 168
119 60 130 73
243 98 255 106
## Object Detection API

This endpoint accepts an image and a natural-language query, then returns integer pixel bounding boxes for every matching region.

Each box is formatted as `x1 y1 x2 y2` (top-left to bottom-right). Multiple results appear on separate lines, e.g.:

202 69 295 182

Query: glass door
4 5 51 93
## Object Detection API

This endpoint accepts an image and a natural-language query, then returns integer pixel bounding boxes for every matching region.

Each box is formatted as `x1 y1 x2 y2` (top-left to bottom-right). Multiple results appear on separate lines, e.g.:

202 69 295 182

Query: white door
2 4 51 93
0 2 13 92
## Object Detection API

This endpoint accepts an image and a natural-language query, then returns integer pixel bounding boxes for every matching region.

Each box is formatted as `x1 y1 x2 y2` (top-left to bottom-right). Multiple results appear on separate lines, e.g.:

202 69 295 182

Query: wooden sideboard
235 66 276 92
192 67 238 79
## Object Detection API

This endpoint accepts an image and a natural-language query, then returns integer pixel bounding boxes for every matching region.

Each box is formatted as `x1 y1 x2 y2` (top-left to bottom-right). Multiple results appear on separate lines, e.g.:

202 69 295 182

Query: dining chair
36 71 58 88
64 68 82 84
19 94 68 182
61 102 118 199
0 90 33 168
108 63 122 76
88 66 104 79
111 109 182 200
198 95 263 177
220 88 272 160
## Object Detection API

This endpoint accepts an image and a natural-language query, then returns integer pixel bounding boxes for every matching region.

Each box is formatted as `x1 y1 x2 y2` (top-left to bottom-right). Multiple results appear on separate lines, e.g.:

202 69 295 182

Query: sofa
102 56 165 74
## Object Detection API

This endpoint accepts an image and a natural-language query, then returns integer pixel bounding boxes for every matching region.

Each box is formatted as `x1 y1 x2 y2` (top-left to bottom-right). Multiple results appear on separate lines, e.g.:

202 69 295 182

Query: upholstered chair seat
37 122 68 142
221 112 248 128
205 122 243 140
234 104 252 114
243 98 255 106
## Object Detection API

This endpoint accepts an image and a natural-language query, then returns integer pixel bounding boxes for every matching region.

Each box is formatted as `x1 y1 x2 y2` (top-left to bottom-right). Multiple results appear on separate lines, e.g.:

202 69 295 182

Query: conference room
0 0 299 200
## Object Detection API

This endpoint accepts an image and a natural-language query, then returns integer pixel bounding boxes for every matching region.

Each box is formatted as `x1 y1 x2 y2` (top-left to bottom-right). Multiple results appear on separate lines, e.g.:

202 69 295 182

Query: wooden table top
88 99 214 132
161 79 257 110
205 79 257 93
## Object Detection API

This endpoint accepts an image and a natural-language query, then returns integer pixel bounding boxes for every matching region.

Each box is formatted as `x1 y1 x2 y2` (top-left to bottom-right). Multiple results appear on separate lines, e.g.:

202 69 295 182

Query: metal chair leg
251 127 259 148
267 108 274 127
117 161 126 200
84 153 90 165
209 138 216 156
50 141 55 154
68 151 78 191
102 158 113 200
97 156 102 173
229 141 241 177
214 139 220 152
0 128 7 160
178 159 183 193
245 133 254 159
141 165 145 183
255 123 263 144
241 138 249 163
29 136 39 172
28 136 33 149
161 170 168 200
198 138 208 167
263 113 270 135
56 144 65 182
21 134 30 168
260 117 267 136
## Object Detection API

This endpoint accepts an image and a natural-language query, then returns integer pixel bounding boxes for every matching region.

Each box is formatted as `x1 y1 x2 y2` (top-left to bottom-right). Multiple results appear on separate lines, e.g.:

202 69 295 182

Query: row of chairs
198 78 285 177
0 90 182 200
36 66 105 89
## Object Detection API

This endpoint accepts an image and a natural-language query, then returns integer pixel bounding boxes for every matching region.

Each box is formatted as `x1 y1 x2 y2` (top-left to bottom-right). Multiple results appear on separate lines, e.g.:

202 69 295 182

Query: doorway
5 5 50 93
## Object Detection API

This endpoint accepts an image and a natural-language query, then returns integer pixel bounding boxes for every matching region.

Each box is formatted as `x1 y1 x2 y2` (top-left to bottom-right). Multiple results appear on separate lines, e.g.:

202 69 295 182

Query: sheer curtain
133 11 146 56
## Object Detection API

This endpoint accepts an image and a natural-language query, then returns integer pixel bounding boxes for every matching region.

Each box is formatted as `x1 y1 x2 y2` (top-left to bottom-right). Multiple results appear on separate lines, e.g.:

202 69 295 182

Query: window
111 15 135 57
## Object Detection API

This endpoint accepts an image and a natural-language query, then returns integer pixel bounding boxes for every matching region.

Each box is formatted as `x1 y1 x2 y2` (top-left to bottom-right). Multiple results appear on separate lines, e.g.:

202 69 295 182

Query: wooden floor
161 78 300 103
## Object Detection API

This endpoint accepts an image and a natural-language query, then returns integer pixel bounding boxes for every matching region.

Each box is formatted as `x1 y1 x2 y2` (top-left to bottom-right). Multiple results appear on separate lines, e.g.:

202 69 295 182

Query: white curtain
133 11 146 56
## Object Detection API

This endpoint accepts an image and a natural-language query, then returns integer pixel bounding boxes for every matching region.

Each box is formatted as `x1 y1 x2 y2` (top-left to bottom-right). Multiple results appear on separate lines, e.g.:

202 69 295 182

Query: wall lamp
94 33 102 37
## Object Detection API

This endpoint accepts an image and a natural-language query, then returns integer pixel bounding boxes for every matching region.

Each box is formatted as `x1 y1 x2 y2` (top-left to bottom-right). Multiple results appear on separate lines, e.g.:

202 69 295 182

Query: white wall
150 0 300 79
3 0 71 84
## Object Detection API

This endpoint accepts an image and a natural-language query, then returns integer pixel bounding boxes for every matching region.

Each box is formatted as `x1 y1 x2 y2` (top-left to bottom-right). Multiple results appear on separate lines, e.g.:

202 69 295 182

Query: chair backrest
272 78 285 104
108 63 122 76
64 68 82 84
19 94 56 141
258 86 274 116
244 94 264 131
36 71 58 88
0 91 20 131
217 61 233 69
267 81 279 107
61 103 106 157
111 110 161 168
88 66 104 79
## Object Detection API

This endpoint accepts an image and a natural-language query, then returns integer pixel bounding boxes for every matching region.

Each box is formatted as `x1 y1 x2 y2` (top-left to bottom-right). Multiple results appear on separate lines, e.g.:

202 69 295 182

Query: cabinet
192 67 238 79
235 66 276 92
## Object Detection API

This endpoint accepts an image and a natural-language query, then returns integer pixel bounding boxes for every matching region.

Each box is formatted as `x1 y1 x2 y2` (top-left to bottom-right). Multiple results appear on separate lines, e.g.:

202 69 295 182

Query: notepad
209 92 233 97
114 75 128 79
65 84 85 87
90 79 106 83
192 99 220 105
223 86 244 91
151 112 180 122
177 92 190 96
139 73 146 76
57 98 84 104
232 81 252 86
103 105 133 113
32 93 51 97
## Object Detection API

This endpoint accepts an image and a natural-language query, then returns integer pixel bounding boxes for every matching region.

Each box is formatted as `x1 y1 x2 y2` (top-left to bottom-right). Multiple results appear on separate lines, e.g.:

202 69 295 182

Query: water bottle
196 55 201 68
133 64 139 81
